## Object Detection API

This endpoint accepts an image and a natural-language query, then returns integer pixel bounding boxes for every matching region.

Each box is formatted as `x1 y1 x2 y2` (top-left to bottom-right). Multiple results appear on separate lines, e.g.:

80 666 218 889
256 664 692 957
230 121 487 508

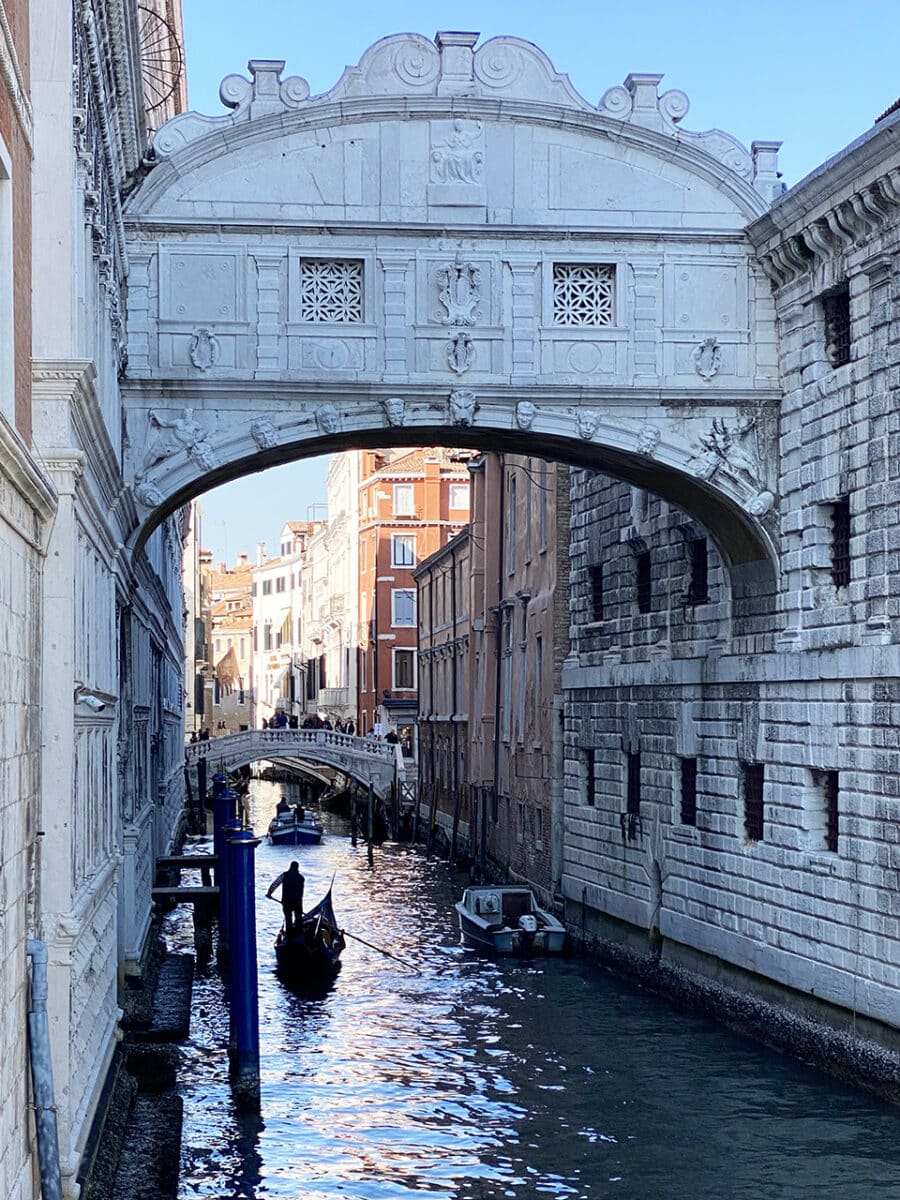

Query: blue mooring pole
227 829 261 1110
213 783 238 961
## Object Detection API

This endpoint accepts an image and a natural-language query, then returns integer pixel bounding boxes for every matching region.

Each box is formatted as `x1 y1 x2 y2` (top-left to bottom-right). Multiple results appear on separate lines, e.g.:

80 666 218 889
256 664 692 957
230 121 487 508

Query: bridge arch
123 31 785 609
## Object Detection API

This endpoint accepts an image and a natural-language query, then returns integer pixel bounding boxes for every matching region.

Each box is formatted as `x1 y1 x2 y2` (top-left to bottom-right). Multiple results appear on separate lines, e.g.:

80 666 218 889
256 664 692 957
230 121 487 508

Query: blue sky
186 0 899 564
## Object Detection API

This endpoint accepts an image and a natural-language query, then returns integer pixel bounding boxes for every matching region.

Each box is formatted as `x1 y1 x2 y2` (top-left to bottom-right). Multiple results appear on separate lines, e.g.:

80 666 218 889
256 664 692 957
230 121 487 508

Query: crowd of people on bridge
260 711 357 735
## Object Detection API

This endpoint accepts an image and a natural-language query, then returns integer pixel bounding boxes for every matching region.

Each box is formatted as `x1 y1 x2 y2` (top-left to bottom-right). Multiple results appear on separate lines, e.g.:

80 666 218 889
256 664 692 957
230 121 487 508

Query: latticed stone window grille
552 263 615 326
299 259 364 323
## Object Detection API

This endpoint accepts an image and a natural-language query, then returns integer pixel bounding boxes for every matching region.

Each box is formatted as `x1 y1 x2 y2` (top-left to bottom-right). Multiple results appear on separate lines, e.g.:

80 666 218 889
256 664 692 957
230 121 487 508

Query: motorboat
455 886 566 955
275 887 345 983
267 807 324 846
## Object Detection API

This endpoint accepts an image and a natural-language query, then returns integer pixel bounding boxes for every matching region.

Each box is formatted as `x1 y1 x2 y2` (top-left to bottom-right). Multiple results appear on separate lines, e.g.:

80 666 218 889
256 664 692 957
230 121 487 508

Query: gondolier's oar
340 928 421 974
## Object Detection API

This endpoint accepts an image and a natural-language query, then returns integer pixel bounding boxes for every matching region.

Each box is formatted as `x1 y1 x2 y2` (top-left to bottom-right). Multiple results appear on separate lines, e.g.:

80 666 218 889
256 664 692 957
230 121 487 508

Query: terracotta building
357 448 470 751
416 452 571 904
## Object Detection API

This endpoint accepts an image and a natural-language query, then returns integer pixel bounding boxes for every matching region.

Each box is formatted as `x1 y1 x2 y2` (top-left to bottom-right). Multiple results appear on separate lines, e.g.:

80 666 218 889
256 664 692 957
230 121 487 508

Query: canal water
169 780 900 1199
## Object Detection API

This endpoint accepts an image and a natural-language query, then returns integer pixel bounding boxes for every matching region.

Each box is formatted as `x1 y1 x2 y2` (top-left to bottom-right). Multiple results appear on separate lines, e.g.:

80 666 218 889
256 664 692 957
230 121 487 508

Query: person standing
266 861 305 934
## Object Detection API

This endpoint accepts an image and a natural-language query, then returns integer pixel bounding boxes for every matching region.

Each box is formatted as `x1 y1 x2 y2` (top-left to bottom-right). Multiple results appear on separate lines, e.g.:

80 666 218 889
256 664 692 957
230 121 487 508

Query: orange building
357 448 471 755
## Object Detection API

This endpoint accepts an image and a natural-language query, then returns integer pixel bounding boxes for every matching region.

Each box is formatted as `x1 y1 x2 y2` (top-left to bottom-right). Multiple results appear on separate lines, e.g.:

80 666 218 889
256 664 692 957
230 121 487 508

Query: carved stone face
515 400 537 431
382 397 405 427
251 420 277 450
449 390 477 426
577 409 600 439
316 404 340 435
636 425 661 456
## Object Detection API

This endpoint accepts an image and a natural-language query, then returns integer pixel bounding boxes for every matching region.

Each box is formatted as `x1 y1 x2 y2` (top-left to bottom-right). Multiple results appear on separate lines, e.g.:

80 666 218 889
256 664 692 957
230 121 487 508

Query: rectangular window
680 757 698 826
830 496 851 589
534 634 543 733
507 474 517 574
818 769 840 853
742 762 765 842
251 582 257 597
359 646 367 692
636 550 651 614
589 564 604 622
626 751 641 817
391 588 416 626
276 576 286 593
686 538 709 605
822 283 851 368
394 649 415 689
518 612 527 743
501 611 512 743
449 483 469 510
391 533 416 567
263 623 272 651
262 579 272 596
553 262 615 327
299 258 363 323
584 748 596 806
393 484 414 516
539 459 548 552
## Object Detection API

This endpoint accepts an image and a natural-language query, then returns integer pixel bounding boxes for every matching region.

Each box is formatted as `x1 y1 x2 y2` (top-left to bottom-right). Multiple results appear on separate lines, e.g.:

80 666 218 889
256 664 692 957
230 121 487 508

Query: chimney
256 541 266 566
237 552 248 566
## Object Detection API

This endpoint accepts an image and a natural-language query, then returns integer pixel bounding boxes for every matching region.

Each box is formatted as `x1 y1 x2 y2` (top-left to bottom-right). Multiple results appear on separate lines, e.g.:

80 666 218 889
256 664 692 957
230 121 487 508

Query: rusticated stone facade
563 107 900 1044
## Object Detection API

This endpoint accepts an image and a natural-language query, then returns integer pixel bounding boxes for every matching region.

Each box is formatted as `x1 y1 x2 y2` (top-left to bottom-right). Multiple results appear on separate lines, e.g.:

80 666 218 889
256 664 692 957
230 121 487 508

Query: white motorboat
455 886 566 955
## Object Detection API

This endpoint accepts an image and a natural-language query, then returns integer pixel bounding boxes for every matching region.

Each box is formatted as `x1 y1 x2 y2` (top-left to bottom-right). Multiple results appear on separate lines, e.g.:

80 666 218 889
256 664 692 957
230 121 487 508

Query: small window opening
742 762 765 842
686 538 709 605
589 564 604 622
830 496 851 589
636 550 651 614
680 757 698 826
822 284 851 368
823 770 840 853
584 748 596 806
626 751 641 816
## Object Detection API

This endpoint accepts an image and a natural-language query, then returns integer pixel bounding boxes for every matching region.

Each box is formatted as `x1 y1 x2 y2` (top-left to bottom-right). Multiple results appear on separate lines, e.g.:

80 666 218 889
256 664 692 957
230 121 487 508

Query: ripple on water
171 780 900 1200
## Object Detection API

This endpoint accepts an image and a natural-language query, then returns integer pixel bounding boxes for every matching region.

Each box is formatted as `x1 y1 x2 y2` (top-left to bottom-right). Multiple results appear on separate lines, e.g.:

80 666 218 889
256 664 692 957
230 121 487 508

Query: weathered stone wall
563 109 900 1040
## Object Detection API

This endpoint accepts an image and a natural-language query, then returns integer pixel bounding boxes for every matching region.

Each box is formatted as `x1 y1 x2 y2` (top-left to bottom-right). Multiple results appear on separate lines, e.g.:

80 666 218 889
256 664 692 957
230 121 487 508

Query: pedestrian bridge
184 728 400 796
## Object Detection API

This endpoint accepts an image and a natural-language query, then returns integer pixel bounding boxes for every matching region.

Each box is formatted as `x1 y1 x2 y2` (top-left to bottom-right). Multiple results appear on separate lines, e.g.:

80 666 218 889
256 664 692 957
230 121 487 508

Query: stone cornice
748 113 900 289
0 1 34 150
0 412 57 547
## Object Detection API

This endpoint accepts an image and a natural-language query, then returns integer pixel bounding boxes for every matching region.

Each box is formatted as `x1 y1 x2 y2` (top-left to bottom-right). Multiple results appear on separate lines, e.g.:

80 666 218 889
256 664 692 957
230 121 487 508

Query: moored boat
275 887 346 983
267 807 324 845
455 886 566 955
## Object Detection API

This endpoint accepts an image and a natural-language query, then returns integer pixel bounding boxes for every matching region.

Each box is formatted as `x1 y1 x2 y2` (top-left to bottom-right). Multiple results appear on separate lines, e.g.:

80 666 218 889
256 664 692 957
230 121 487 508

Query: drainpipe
25 939 63 1200
489 454 506 880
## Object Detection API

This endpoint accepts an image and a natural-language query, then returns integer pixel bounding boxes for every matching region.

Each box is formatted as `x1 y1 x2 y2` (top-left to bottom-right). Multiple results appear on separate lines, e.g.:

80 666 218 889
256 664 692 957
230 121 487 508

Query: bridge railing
184 727 396 769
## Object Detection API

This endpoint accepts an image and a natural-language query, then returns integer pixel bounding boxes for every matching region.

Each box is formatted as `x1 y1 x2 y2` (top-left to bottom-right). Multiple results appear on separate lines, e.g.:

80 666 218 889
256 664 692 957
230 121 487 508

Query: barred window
742 762 765 842
636 549 651 614
686 537 709 605
588 564 604 622
680 757 698 826
584 748 596 806
553 263 615 327
626 751 641 817
299 259 363 323
821 283 850 368
830 496 851 589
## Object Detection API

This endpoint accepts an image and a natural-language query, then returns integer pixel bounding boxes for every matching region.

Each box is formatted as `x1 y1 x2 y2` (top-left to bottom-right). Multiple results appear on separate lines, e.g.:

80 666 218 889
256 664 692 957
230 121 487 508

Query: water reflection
171 778 900 1199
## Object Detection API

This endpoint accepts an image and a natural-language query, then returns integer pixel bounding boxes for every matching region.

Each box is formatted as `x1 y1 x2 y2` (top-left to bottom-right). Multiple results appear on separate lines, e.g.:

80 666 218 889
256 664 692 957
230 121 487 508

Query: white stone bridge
184 728 400 796
121 31 788 620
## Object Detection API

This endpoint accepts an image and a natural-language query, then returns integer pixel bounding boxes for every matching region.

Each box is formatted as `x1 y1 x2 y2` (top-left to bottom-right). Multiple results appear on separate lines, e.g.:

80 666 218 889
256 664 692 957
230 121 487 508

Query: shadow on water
169 778 900 1200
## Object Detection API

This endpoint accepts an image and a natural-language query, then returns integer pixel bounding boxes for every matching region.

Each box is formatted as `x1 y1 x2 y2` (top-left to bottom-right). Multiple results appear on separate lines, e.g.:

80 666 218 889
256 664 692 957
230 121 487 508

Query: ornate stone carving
431 119 484 184
140 408 216 475
135 481 164 508
448 390 478 426
576 409 601 440
636 425 661 457
251 420 277 450
690 416 762 492
316 403 340 435
447 331 475 374
189 327 221 371
692 337 722 381
515 400 537 431
380 397 406 428
435 250 481 326
748 490 775 517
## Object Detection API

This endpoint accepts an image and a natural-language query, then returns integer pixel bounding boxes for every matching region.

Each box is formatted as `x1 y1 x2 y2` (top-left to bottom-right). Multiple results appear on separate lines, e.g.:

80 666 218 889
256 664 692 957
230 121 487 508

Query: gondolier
266 861 305 933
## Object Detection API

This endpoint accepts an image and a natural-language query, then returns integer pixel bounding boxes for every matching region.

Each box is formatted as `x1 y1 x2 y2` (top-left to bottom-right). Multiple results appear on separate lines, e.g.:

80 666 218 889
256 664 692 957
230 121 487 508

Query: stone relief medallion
748 490 775 517
393 41 440 89
189 328 220 371
515 400 537 431
430 119 484 185
316 403 340 435
305 339 352 370
692 336 722 381
576 409 601 440
135 481 164 508
566 342 605 374
380 397 406 428
448 389 478 426
636 425 661 457
474 45 524 89
251 420 277 450
447 331 475 374
435 250 482 326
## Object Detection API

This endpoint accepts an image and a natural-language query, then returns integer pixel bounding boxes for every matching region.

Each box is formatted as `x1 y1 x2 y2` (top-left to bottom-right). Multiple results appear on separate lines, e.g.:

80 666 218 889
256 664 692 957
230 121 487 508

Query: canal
168 780 900 1199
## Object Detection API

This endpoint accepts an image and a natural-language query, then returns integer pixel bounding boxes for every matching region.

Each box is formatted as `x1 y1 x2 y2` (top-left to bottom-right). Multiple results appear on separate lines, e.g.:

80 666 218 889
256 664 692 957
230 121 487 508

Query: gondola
275 886 346 984
267 807 324 845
